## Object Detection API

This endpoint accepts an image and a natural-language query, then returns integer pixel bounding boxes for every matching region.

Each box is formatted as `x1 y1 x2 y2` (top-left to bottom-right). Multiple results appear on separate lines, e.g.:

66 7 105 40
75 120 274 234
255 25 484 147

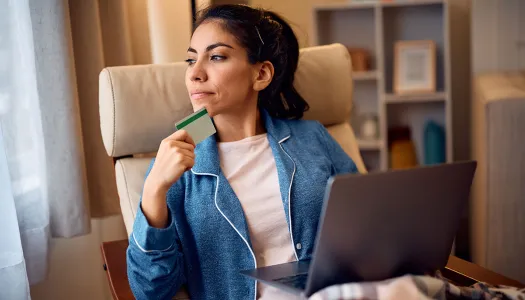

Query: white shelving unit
313 0 457 172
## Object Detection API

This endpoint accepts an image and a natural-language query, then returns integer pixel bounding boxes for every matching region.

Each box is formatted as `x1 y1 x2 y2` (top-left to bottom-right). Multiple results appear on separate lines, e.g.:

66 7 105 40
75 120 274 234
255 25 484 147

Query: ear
252 61 274 92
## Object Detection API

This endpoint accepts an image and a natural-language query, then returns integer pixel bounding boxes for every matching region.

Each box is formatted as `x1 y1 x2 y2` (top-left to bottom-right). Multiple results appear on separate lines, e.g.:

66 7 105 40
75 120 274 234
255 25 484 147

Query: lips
190 91 214 100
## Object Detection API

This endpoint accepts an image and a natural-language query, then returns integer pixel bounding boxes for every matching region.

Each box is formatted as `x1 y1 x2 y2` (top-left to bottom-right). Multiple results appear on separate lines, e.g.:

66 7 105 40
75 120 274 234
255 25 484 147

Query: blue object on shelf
423 120 445 165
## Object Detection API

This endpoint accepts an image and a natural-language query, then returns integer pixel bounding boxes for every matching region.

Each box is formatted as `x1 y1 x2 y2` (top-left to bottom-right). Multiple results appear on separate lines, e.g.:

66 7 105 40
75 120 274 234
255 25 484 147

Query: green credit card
175 108 216 144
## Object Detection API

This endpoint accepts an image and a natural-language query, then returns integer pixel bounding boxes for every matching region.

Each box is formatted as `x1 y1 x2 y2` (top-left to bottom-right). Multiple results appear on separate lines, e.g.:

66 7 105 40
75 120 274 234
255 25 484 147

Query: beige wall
119 0 194 65
126 0 153 65
148 0 193 63
31 216 127 300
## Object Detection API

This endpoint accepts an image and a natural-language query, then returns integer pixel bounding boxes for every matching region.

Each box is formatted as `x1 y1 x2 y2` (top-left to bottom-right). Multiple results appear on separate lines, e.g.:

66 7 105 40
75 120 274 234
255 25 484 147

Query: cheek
184 69 194 98
214 66 253 103
185 71 200 112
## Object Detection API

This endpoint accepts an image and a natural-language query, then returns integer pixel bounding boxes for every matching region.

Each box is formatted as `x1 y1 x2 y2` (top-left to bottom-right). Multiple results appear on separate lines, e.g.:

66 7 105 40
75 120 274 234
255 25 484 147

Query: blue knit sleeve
126 159 186 300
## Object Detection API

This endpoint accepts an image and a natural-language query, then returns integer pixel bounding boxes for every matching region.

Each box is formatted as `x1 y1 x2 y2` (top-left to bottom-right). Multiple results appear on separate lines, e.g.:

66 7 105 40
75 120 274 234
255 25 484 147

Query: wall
148 0 193 63
126 0 153 65
30 216 127 300
472 0 525 73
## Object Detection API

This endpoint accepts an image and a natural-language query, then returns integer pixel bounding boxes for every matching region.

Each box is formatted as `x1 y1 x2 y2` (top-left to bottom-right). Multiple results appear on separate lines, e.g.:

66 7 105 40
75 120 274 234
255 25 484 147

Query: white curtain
0 0 196 298
0 0 90 299
0 0 49 298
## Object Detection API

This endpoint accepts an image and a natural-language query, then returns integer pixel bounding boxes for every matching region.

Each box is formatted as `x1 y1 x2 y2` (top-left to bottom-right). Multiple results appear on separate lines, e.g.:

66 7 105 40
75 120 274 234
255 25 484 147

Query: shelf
314 7 377 69
382 3 446 93
353 71 380 81
358 139 384 150
384 92 446 103
387 101 445 165
312 0 452 174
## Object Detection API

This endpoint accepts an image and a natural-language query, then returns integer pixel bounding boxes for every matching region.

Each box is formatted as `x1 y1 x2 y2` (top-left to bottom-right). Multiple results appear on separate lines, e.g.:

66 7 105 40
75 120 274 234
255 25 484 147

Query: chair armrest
443 256 524 288
100 239 524 300
100 240 134 300
100 239 190 300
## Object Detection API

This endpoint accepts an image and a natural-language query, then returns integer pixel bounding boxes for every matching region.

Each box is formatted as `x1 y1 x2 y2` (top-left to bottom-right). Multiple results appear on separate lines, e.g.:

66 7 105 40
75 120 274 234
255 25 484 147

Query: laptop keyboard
273 273 309 290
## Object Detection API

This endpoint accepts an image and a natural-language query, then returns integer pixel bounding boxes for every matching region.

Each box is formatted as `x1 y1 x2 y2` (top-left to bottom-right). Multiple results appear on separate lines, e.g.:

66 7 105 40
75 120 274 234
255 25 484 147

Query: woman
127 4 358 300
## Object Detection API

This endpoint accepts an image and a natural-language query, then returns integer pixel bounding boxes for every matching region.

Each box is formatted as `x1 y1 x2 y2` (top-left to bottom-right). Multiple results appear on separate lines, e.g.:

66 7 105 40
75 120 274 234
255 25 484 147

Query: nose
189 60 207 82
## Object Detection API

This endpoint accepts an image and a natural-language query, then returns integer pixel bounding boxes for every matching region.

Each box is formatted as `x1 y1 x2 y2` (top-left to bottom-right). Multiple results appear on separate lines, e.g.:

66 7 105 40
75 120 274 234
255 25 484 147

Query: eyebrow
187 42 234 53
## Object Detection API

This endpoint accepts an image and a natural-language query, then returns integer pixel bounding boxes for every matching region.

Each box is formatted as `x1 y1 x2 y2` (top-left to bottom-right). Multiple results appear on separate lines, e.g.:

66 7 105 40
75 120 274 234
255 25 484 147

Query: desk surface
101 239 524 300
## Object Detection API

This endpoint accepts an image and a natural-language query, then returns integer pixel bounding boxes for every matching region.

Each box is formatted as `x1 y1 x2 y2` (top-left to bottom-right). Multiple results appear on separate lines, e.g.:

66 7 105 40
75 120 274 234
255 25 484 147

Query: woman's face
185 21 260 117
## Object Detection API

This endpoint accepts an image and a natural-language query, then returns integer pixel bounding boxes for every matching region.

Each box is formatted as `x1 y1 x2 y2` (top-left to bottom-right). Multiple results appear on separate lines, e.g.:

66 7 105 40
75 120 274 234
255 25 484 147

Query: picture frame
393 40 436 95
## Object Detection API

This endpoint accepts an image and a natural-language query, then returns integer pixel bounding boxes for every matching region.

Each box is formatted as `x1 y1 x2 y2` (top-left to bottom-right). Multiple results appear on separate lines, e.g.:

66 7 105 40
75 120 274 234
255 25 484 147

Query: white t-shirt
218 133 301 300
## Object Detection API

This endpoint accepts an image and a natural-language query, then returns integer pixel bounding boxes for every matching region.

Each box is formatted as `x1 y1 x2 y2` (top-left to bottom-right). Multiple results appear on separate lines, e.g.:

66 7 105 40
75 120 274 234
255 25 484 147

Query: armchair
98 44 523 299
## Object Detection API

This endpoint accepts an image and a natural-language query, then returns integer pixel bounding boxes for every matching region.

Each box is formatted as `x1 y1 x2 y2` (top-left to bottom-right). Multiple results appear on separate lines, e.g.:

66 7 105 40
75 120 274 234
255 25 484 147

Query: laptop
240 161 477 297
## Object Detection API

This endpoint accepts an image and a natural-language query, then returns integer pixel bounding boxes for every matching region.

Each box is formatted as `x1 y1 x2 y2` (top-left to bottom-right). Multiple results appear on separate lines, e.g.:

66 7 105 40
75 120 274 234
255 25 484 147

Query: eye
211 55 226 61
185 58 196 66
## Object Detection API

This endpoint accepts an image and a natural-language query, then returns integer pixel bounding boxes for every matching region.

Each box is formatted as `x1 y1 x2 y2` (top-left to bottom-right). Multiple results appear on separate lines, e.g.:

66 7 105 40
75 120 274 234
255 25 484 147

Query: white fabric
218 134 300 300
0 131 34 300
0 1 48 297
29 0 90 236
0 0 90 298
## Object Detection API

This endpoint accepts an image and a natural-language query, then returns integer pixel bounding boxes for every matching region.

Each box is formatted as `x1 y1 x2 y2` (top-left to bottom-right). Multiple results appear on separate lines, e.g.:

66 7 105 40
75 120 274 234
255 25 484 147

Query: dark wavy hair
194 4 309 119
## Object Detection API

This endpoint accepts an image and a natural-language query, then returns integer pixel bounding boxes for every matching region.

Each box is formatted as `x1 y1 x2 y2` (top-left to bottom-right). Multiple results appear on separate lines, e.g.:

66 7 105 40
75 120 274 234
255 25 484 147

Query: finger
173 148 195 159
183 133 196 148
179 155 195 172
174 129 196 147
168 140 195 152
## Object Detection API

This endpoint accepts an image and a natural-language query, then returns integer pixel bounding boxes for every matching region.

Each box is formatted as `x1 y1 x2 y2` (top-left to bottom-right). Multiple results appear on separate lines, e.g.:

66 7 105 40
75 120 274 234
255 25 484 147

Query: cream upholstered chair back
99 43 366 235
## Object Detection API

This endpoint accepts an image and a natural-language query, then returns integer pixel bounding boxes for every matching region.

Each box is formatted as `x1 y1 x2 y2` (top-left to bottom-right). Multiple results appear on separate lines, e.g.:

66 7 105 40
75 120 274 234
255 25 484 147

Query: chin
205 108 217 118
191 103 216 117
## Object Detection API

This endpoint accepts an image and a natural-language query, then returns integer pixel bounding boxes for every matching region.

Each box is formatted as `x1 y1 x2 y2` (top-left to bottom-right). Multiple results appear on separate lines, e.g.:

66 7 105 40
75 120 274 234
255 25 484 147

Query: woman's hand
141 130 195 228
146 130 196 192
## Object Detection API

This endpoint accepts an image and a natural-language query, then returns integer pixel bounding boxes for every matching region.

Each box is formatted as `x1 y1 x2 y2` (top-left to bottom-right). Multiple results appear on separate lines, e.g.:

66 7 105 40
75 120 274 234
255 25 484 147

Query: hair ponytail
195 5 309 119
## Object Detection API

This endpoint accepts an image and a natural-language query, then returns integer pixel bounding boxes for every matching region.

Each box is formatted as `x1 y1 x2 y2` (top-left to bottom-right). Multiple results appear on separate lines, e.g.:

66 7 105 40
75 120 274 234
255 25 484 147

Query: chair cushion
99 43 353 158
115 157 152 234
326 123 366 174
296 44 353 125
99 64 194 158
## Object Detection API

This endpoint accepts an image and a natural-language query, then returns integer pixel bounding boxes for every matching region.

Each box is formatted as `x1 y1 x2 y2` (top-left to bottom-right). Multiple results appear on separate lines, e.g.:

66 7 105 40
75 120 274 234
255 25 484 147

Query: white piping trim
190 169 258 299
132 232 175 253
278 136 300 261
279 136 290 143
